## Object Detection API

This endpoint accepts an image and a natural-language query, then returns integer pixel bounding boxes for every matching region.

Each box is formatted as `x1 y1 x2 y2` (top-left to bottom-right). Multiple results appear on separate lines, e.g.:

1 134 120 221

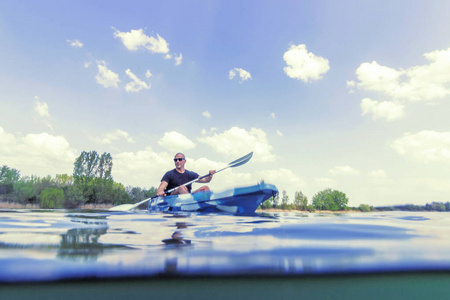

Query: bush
306 204 316 213
41 188 65 209
13 179 35 205
260 199 273 210
312 188 349 211
359 204 371 212
63 185 85 208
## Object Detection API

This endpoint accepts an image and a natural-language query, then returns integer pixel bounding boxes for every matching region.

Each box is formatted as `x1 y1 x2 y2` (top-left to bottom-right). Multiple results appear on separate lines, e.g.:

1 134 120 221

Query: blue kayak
147 182 278 215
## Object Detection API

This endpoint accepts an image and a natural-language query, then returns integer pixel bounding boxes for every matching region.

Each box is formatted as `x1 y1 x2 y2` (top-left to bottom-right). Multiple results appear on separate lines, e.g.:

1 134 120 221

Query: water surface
1 209 449 282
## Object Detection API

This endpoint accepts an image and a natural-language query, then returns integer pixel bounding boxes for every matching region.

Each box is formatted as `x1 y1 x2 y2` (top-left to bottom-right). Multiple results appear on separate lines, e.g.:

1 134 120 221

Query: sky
1 1 450 207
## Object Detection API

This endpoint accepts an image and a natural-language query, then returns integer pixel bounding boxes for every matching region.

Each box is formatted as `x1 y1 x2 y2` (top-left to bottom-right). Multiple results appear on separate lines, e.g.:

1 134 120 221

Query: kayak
147 182 278 215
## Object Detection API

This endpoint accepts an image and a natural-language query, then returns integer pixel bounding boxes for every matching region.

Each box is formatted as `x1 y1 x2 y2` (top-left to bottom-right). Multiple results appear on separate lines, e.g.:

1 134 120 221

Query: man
156 153 216 197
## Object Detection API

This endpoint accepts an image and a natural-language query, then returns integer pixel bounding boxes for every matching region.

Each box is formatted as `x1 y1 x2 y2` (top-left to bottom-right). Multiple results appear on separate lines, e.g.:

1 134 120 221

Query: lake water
1 209 450 298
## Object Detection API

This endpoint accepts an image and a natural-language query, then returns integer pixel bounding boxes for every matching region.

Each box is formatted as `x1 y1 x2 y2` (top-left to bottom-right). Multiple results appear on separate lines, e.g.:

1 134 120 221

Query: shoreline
0 202 113 210
0 201 358 213
257 208 361 214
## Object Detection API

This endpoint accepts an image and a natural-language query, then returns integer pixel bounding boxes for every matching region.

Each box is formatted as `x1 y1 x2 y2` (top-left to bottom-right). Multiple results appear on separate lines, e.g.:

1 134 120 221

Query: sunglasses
173 158 185 162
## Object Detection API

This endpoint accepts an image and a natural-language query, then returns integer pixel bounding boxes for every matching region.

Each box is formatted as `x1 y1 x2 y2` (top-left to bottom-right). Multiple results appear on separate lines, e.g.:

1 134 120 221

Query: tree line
0 151 156 209
259 189 349 212
259 190 450 212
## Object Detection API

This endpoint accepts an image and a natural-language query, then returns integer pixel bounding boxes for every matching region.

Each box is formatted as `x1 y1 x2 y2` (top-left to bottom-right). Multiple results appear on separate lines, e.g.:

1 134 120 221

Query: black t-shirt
161 169 199 193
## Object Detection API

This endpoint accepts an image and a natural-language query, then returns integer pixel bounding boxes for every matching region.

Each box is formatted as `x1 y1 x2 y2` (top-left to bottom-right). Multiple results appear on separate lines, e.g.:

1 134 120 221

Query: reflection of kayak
148 182 278 215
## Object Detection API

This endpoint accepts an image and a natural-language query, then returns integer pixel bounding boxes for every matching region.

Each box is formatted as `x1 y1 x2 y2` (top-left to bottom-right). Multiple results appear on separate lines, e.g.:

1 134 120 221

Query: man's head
174 153 186 171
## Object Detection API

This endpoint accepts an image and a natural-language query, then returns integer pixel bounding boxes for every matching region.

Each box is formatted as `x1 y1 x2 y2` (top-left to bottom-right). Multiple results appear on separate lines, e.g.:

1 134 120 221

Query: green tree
0 165 21 195
272 192 280 208
109 182 131 205
312 188 349 211
281 190 290 209
93 177 114 204
127 186 145 203
144 187 157 198
31 175 56 204
426 202 446 212
73 151 115 204
293 191 308 210
63 185 85 209
41 187 65 209
260 198 272 209
74 151 113 182
55 174 74 187
13 178 35 205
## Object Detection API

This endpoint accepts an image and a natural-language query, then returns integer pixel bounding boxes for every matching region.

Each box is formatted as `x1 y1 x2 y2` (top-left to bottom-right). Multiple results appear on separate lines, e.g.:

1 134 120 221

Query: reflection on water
58 226 108 261
0 210 450 282
162 222 191 246
161 222 193 274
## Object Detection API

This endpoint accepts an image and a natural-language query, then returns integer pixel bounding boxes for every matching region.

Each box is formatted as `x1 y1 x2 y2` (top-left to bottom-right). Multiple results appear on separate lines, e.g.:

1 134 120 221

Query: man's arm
197 170 216 183
156 181 168 196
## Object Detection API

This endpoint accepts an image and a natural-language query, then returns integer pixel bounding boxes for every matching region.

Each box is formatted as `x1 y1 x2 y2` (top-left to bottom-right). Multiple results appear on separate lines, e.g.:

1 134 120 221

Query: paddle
109 152 253 211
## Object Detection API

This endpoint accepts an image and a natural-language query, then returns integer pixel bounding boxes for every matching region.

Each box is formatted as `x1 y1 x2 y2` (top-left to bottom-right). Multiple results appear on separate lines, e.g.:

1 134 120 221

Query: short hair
174 152 185 158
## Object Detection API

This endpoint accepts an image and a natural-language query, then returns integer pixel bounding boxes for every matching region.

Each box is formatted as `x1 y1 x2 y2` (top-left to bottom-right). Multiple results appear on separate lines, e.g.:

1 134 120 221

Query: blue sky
1 1 450 206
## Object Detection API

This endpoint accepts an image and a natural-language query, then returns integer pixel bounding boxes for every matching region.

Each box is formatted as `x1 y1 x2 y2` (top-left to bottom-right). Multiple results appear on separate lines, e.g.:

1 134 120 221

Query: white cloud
67 39 83 48
0 127 15 154
113 28 169 54
283 44 330 82
361 97 405 121
113 147 172 188
0 127 77 177
356 61 402 94
270 112 276 119
96 61 120 88
369 169 388 178
145 70 152 78
256 168 305 192
201 128 217 135
229 68 252 83
391 131 450 164
346 80 356 87
355 47 450 102
347 80 356 94
84 61 92 68
33 96 53 131
174 53 183 66
157 131 196 152
276 130 283 137
124 69 150 93
329 165 360 176
314 177 338 188
90 129 135 145
202 111 211 119
198 127 275 162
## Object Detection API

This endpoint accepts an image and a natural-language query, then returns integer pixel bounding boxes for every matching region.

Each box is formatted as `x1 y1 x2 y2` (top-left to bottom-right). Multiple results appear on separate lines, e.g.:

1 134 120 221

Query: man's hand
156 181 168 197
156 190 166 197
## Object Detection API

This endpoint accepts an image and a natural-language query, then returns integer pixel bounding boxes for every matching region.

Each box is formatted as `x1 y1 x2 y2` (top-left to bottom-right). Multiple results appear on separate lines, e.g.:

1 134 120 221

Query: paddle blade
109 204 137 211
228 152 253 168
109 196 154 211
